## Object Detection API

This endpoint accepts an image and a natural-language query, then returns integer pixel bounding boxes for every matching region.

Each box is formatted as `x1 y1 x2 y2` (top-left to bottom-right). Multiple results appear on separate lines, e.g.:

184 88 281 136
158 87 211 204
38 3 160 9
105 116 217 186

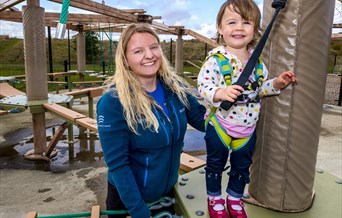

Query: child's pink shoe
207 198 229 218
226 198 247 218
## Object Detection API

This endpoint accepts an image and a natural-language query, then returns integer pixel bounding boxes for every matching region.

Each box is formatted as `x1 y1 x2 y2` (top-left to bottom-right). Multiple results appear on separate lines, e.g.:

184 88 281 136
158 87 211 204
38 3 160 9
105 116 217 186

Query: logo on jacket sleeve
97 115 110 128
98 115 105 124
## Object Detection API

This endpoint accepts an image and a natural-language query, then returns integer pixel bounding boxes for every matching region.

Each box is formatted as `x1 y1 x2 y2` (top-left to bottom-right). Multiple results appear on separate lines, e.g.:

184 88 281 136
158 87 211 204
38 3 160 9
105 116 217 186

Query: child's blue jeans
205 124 256 198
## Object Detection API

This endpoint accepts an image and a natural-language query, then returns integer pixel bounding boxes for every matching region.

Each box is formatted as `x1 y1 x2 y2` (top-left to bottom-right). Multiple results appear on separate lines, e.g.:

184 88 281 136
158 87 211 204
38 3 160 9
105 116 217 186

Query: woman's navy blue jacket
96 82 206 218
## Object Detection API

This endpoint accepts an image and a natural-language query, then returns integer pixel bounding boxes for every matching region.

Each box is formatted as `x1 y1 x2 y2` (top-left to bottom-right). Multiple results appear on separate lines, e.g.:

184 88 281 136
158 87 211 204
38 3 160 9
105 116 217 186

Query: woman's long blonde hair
104 23 190 134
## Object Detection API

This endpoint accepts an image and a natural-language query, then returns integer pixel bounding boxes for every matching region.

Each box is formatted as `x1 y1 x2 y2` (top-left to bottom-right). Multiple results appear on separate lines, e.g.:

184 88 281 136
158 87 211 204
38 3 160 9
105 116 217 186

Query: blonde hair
216 0 261 48
104 23 190 134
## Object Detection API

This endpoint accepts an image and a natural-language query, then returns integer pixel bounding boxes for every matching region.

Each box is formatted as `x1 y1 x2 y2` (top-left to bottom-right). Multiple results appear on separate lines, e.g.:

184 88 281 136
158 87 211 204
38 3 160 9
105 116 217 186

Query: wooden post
77 25 86 81
90 205 101 218
175 34 184 76
26 211 37 218
45 122 68 157
22 0 48 156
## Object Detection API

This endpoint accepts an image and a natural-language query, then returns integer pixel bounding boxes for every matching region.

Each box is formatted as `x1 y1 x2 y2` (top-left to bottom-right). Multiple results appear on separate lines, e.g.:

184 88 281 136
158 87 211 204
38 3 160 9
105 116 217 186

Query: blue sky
0 0 340 39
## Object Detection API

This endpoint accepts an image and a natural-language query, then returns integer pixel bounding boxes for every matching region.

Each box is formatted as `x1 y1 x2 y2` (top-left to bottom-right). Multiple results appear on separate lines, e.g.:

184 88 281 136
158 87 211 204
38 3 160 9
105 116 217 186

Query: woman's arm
185 93 206 132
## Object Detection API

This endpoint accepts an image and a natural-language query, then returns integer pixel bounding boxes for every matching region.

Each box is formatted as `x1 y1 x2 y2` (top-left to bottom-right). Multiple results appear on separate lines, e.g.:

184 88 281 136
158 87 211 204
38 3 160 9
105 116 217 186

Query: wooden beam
179 153 206 173
49 0 179 35
333 23 342 28
121 9 145 14
49 0 138 23
184 29 218 48
43 103 86 123
0 83 25 98
90 205 101 218
26 211 37 218
1 2 178 35
0 11 131 24
45 122 68 157
151 21 179 35
83 25 126 32
0 0 24 12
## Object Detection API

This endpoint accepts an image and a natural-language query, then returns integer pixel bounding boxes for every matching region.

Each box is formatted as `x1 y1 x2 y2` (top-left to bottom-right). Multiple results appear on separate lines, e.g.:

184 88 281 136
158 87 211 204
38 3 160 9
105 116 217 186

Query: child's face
218 5 255 51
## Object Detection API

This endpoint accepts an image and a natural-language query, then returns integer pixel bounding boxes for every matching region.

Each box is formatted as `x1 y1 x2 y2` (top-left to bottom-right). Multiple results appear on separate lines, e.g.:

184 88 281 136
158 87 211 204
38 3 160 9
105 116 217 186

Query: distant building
0 35 10 40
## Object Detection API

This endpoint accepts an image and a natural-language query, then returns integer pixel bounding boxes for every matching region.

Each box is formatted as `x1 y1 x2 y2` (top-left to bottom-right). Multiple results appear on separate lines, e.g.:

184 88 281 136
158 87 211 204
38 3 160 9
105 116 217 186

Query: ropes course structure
0 1 340 218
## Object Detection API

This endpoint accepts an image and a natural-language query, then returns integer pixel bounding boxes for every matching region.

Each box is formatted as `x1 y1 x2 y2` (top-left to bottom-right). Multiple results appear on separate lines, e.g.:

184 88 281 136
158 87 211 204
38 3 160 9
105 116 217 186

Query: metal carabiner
159 196 175 207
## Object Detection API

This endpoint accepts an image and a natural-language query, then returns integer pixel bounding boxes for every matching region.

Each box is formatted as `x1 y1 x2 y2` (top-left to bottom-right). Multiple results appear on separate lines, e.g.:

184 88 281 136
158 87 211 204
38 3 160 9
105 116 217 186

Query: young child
197 1 297 218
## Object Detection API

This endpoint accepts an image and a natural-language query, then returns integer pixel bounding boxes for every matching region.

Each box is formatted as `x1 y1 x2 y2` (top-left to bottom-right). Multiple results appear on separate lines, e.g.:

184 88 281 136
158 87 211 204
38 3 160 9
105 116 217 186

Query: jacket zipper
169 101 180 139
155 111 170 145
143 156 149 187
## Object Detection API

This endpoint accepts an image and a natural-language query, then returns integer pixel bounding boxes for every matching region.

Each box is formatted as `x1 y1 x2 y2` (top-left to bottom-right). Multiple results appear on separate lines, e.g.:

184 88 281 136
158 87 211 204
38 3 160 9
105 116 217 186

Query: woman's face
125 32 162 80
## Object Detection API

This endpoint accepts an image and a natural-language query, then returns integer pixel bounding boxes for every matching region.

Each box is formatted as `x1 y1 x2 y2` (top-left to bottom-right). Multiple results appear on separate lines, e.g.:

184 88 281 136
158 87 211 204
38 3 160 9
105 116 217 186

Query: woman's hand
214 85 244 103
273 71 297 90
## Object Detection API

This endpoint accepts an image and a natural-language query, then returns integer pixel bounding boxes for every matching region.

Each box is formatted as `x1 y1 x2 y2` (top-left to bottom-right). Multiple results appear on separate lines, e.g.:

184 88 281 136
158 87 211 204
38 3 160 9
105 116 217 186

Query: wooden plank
0 110 8 116
185 29 218 48
65 89 90 97
180 153 206 173
90 205 101 218
49 0 138 23
47 71 78 79
13 75 26 79
65 86 104 98
0 0 24 12
26 211 37 218
89 87 104 98
43 103 86 123
73 81 103 89
0 83 25 98
47 81 67 85
76 117 98 132
72 81 103 85
46 122 68 157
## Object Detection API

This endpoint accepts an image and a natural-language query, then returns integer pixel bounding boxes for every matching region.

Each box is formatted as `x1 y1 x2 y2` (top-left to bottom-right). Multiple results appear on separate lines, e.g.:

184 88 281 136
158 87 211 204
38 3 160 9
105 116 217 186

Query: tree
85 31 100 63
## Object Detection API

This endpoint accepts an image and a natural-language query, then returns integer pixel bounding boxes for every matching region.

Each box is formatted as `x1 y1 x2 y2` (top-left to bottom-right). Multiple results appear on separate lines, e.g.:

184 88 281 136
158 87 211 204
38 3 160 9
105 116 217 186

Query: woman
96 23 206 218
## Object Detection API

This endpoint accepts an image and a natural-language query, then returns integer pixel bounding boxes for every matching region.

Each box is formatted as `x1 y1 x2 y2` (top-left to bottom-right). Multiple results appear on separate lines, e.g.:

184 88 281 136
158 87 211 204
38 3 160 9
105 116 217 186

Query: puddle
0 125 207 173
0 125 105 173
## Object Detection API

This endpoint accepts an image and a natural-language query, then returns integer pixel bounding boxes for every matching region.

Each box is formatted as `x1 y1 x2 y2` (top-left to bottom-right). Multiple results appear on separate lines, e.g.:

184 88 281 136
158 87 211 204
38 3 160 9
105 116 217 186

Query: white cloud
174 0 190 7
133 0 148 7
0 21 23 38
190 14 199 21
196 23 217 39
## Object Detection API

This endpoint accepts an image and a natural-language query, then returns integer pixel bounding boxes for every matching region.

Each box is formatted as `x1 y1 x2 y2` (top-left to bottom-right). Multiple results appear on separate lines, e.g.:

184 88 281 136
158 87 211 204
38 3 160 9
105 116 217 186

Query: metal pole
48 26 53 74
204 43 208 60
68 28 71 70
338 74 342 106
170 38 173 64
